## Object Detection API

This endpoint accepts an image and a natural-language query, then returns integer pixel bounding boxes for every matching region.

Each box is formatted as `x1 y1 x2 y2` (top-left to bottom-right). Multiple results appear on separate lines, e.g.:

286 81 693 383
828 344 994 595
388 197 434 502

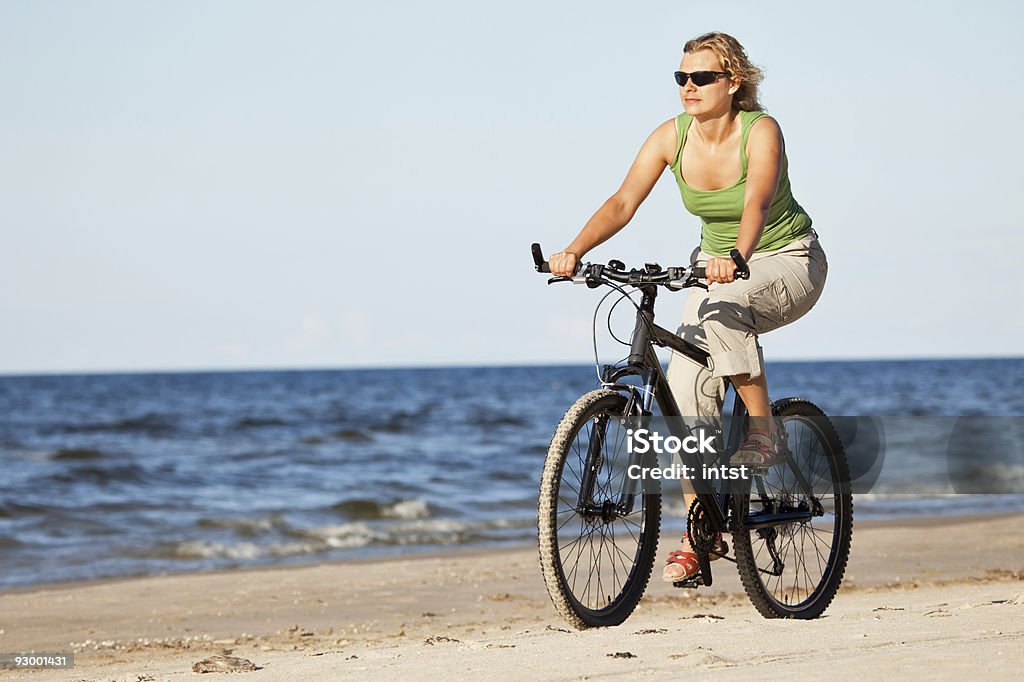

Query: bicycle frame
577 282 818 550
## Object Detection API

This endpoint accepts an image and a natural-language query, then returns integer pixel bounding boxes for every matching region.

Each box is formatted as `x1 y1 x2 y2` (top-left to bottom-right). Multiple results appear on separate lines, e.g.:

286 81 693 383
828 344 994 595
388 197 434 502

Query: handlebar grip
531 243 551 273
691 266 706 280
730 248 750 280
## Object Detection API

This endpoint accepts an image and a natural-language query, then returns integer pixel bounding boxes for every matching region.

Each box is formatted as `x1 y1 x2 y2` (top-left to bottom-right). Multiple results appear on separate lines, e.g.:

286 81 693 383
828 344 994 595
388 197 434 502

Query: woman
547 32 828 582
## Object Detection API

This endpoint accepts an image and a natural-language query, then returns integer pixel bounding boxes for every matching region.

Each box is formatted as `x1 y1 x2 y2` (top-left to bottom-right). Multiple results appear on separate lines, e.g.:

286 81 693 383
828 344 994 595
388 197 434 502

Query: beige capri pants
665 234 828 417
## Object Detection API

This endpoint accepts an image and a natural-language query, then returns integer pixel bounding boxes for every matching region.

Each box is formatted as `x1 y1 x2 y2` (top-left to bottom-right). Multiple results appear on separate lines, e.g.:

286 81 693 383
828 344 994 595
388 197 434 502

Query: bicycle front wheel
537 389 661 629
732 398 853 619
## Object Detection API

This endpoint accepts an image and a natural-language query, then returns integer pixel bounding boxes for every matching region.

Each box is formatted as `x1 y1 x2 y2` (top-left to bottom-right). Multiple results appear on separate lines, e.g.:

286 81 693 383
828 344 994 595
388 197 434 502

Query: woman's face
678 49 739 117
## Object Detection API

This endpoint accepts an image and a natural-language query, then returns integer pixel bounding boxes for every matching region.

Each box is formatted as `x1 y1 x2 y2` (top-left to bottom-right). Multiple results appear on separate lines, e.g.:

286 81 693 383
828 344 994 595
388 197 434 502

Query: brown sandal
729 426 789 469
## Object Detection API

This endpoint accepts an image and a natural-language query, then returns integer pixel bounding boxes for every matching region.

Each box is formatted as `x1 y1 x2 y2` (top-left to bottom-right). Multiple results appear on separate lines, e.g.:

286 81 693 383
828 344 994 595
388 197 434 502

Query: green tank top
670 110 813 256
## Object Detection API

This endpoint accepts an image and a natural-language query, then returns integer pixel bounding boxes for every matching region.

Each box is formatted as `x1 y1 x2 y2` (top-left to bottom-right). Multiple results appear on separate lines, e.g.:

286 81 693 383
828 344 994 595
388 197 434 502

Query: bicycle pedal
672 574 703 589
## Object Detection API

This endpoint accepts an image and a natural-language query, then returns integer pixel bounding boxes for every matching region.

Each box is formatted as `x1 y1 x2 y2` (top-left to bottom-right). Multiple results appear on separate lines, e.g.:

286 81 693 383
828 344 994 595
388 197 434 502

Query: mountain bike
531 243 853 629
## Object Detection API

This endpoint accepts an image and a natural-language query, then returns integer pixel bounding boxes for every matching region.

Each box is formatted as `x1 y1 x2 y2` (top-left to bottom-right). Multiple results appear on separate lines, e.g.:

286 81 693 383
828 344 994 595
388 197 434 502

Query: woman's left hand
705 256 738 284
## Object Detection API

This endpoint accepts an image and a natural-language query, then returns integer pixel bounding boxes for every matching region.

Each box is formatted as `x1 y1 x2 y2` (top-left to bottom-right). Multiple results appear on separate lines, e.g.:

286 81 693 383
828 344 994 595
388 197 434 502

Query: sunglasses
674 70 730 87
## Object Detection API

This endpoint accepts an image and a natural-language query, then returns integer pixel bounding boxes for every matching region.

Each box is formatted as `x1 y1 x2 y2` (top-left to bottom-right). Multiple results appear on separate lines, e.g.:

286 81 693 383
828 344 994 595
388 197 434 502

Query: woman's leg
717 237 828 461
663 237 828 579
663 286 728 580
729 371 784 466
731 372 771 417
665 285 726 510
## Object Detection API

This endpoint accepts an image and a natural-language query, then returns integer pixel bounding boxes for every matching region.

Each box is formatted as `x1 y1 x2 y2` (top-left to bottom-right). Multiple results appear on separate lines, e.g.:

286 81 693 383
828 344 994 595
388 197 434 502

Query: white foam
173 540 263 560
383 499 430 519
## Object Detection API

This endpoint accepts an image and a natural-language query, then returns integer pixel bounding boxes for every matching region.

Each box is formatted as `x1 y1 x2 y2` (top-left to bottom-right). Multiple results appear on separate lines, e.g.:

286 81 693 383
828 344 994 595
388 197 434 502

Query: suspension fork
614 369 657 515
576 412 610 514
575 382 650 517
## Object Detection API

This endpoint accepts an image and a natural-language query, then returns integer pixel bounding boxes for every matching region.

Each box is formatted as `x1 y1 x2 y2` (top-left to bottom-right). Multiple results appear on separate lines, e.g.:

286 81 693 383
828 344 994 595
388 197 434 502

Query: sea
1 358 1022 589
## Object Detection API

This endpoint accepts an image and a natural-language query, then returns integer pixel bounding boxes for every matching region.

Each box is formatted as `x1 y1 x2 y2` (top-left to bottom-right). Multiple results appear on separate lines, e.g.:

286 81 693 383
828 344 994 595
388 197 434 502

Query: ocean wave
142 516 534 562
370 422 407 434
332 428 374 442
851 492 1024 519
19 447 115 462
391 407 433 421
195 514 292 537
47 447 107 461
490 469 531 482
234 416 291 429
0 500 55 518
148 522 381 560
295 516 532 549
946 462 1024 493
861 461 1024 494
150 539 315 560
288 521 383 549
362 407 431 434
471 413 529 428
301 428 375 445
61 412 176 437
49 463 150 486
854 492 962 501
0 535 25 549
332 498 431 520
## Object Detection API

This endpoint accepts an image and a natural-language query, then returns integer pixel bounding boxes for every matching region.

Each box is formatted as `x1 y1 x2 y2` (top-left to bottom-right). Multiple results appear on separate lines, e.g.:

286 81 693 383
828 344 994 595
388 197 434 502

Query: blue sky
2 1 1022 373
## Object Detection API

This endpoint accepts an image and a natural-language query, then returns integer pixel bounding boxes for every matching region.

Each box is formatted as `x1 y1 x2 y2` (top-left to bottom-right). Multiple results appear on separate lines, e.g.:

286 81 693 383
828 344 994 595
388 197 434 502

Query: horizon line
0 354 1021 379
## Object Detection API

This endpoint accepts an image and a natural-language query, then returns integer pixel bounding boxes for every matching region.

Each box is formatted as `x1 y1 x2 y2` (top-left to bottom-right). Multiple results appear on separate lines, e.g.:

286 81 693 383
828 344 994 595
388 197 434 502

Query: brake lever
666 265 709 291
547 262 592 285
666 278 708 291
545 263 604 287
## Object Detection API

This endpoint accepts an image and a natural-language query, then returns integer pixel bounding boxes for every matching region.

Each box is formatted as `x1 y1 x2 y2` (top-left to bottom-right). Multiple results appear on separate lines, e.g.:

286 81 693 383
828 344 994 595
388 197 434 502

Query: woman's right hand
549 250 579 277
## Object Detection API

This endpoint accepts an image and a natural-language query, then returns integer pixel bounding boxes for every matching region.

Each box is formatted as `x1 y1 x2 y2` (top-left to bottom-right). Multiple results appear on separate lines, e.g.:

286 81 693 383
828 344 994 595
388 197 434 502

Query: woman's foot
662 532 728 582
729 422 789 470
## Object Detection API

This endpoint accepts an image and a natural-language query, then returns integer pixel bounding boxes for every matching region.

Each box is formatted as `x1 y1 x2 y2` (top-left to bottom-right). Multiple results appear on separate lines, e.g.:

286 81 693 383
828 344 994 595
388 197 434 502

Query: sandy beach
1 512 1022 681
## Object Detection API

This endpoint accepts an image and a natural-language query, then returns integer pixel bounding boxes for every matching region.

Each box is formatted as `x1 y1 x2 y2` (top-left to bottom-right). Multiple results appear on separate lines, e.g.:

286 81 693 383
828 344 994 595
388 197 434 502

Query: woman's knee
772 250 827 328
666 352 725 417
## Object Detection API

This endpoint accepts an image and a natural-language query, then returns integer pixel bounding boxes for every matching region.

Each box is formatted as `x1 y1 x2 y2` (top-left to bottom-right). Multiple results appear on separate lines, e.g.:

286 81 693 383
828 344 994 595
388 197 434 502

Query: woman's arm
549 119 676 276
736 116 784 259
705 116 784 283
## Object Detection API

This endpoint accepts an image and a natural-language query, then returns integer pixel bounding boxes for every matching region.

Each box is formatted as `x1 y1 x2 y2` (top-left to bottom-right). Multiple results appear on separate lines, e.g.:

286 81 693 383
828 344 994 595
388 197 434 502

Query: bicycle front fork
576 383 654 520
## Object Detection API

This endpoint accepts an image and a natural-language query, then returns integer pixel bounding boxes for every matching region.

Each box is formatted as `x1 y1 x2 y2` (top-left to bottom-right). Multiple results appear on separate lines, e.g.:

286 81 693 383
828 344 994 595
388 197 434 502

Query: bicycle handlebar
531 243 554 273
531 242 750 287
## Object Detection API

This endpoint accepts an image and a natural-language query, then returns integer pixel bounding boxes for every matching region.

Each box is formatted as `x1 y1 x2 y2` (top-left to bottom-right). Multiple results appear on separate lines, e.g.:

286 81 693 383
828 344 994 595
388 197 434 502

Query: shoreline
1 509 1019 597
1 511 1022 679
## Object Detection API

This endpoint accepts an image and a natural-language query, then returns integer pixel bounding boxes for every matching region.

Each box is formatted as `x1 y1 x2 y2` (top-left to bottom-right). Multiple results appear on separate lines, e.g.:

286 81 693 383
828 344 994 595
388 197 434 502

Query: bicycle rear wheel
732 398 853 619
537 389 661 629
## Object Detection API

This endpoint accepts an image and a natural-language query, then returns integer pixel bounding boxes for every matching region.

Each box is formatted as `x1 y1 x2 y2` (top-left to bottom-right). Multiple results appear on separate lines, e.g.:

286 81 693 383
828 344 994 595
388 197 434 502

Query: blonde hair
683 32 764 112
